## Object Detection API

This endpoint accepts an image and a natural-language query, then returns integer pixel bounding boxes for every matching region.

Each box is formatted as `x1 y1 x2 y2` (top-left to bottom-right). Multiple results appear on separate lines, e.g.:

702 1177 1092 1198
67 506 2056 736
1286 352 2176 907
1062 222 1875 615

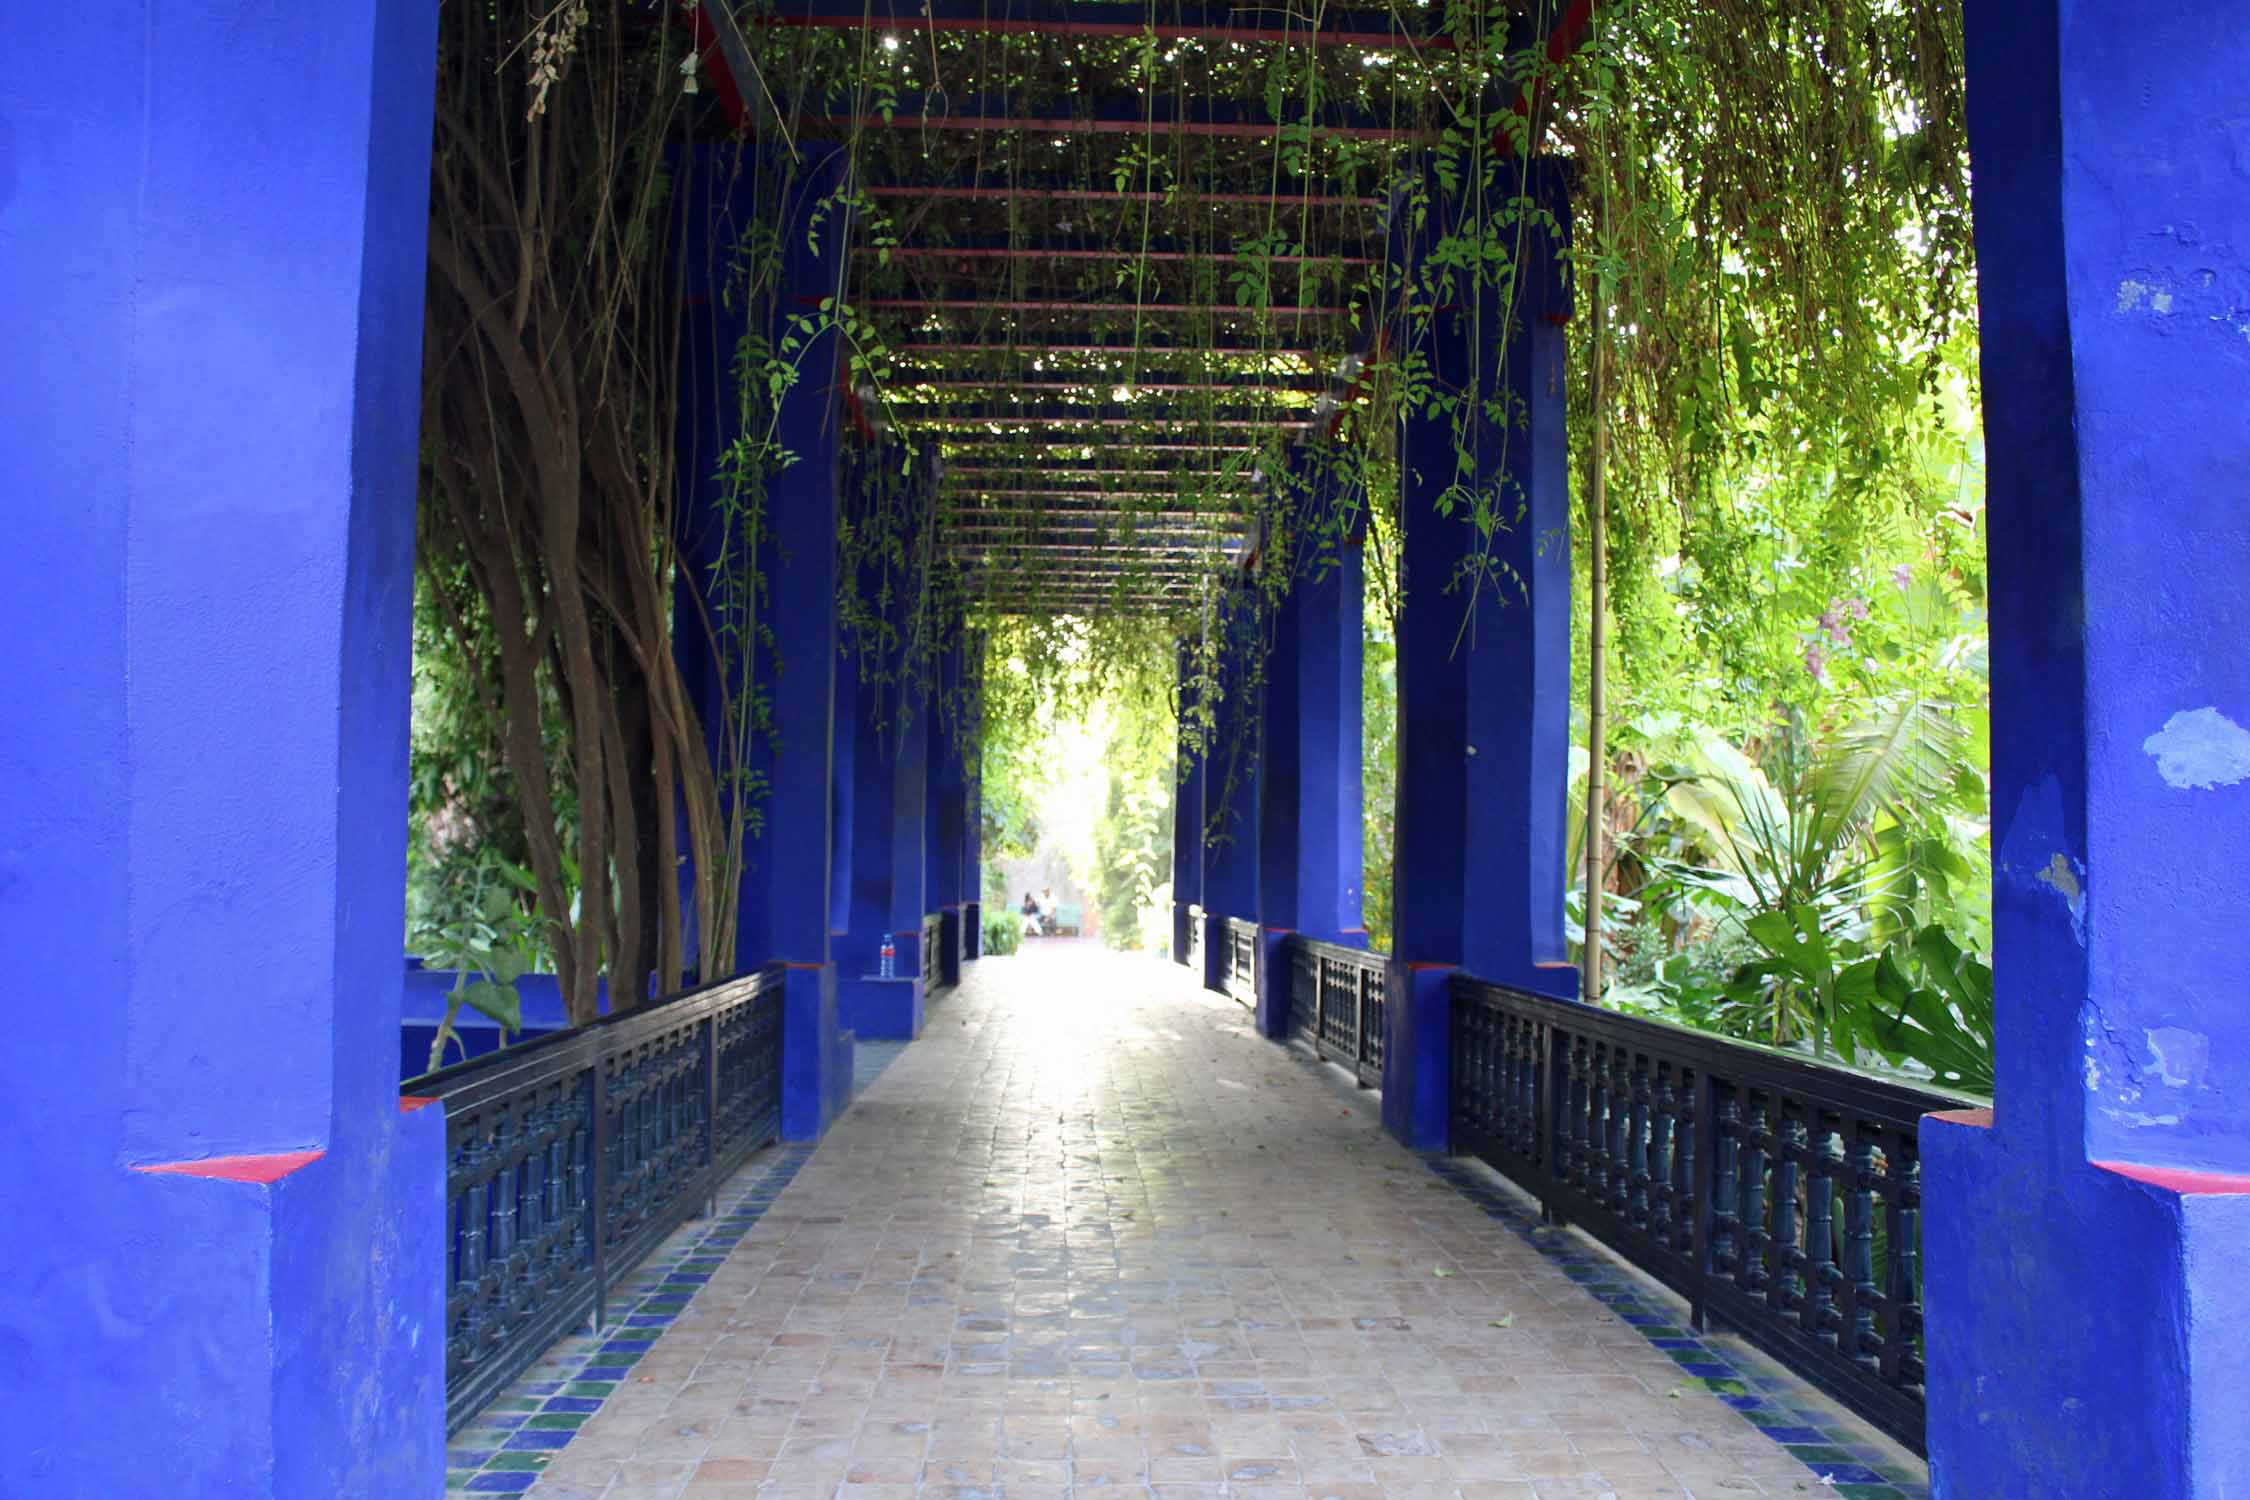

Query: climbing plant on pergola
409 0 1973 1020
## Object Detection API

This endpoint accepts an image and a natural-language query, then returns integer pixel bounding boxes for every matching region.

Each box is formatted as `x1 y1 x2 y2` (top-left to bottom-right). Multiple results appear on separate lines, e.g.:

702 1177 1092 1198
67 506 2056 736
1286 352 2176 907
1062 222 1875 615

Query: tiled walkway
486 947 1927 1500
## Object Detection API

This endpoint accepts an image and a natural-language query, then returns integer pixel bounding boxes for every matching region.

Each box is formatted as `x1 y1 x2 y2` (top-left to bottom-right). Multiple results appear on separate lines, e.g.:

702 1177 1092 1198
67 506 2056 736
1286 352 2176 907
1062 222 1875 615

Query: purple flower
1892 564 1914 590
1803 641 1828 682
1846 596 1870 621
1820 601 1853 646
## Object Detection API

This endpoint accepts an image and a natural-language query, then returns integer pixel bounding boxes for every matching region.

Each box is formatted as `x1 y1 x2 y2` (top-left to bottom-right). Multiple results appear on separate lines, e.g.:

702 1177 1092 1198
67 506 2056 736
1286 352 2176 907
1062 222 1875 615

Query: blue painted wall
0 3 444 1491
1924 4 2250 1493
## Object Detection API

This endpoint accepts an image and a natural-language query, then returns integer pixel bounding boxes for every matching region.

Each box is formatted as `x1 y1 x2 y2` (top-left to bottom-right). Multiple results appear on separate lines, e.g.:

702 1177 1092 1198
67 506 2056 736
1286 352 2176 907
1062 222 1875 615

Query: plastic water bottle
879 936 895 979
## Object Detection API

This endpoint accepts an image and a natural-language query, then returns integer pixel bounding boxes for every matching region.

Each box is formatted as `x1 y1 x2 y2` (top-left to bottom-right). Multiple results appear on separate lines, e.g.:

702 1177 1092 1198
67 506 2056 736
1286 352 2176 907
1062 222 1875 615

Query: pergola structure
5 4 2250 1497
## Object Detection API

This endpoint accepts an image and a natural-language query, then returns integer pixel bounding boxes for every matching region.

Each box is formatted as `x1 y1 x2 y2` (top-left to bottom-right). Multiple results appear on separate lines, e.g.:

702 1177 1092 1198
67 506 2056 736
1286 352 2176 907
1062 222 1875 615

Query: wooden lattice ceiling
687 0 1578 614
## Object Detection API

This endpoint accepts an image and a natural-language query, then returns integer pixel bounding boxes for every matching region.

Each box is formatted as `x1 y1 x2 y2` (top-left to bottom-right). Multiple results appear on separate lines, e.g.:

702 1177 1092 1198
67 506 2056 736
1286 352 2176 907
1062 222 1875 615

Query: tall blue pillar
674 140 852 1135
836 449 933 1039
831 632 859 941
928 632 969 985
1257 452 1370 1036
1383 156 1578 1150
1172 637 1209 966
962 628 986 960
1923 6 2250 1493
760 146 852 1137
1201 583 1264 996
0 3 444 1492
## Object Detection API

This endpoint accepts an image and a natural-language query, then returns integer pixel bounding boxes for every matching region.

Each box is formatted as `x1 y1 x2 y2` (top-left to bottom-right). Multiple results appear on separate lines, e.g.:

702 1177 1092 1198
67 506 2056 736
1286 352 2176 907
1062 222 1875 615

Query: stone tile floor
457 947 1929 1500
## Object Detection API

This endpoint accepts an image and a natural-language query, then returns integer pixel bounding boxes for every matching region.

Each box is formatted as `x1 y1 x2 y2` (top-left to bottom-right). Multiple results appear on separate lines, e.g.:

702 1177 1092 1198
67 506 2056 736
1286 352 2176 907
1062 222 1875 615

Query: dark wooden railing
1284 937 1385 1087
402 965 785 1433
1450 973 1975 1454
1224 917 1258 1008
920 911 943 993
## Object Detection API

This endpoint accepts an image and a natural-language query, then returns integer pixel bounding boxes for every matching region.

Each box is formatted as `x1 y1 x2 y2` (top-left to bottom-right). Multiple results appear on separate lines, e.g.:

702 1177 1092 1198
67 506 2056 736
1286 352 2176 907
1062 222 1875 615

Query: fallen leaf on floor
1666 1386 1684 1399
1488 1314 1514 1328
1432 1266 1455 1278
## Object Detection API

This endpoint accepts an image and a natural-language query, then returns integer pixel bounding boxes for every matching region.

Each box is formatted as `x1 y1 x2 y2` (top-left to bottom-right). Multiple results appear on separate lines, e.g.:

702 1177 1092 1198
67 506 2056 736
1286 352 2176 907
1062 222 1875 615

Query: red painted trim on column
781 959 826 971
1407 960 1458 973
399 1096 438 1115
1927 1106 1994 1129
2094 1160 2250 1196
133 1150 325 1185
1263 926 1296 935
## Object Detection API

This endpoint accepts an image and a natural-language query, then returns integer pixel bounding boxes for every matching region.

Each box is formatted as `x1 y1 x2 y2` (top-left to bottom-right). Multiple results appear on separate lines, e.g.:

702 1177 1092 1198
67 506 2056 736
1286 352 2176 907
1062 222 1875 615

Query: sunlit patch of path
503 946 1925 1500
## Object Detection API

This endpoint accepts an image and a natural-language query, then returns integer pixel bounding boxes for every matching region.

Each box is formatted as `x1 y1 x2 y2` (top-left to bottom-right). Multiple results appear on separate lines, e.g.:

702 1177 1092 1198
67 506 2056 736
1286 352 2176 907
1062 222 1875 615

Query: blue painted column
1922 7 2250 1493
962 629 986 960
928 631 968 985
1201 583 1264 996
888 649 932 1018
674 142 767 982
836 449 933 1039
757 145 852 1138
0 4 444 1493
1172 637 1209 966
830 623 859 943
1257 452 1371 1035
1383 156 1578 1150
1256 539 1304 1036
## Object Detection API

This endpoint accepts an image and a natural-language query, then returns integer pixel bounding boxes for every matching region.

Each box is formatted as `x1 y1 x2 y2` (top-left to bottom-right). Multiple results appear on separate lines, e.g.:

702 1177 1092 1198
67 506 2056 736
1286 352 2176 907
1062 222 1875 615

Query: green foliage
1361 501 1400 953
1837 924 1995 1093
411 856 541 1074
1594 693 1991 1088
1094 768 1172 951
981 912 1023 958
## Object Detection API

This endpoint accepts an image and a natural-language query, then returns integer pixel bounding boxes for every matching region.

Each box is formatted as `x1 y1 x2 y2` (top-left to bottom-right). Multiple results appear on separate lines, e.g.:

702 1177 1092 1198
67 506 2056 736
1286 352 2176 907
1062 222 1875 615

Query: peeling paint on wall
2142 706 2250 789
2000 775 2086 944
2144 1026 2211 1090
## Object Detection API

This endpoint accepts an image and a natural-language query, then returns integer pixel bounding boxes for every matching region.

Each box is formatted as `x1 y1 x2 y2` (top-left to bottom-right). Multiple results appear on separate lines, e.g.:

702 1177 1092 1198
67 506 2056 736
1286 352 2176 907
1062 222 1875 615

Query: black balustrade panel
1224 917 1258 1008
404 965 785 1433
921 912 943 993
1186 904 1205 974
1283 937 1385 1087
1449 974 1973 1456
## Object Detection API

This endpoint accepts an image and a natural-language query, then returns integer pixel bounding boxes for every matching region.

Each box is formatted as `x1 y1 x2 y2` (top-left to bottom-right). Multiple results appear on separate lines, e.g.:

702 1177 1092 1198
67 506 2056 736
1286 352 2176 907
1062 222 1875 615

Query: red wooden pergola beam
867 186 1381 208
890 343 1325 361
763 15 1429 48
954 499 1251 510
869 298 1349 317
690 1 752 131
944 466 1251 480
866 246 1378 268
807 112 1431 143
907 378 1326 395
915 415 1303 430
